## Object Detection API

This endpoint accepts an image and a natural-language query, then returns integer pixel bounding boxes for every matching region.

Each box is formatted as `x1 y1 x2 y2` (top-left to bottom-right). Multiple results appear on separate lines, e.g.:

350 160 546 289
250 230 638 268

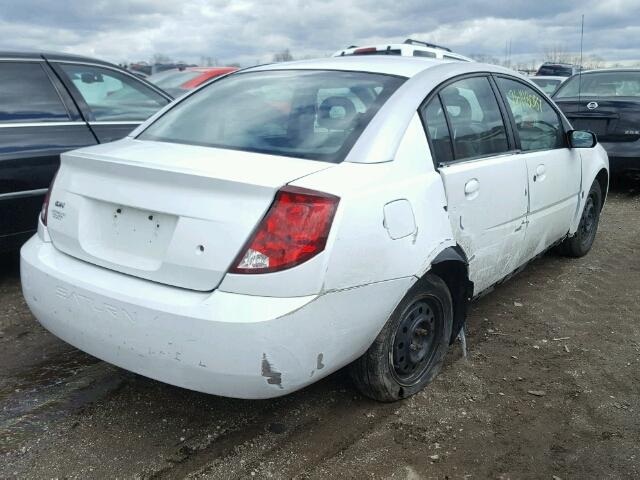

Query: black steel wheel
390 297 444 386
559 180 602 258
349 273 453 402
578 192 598 249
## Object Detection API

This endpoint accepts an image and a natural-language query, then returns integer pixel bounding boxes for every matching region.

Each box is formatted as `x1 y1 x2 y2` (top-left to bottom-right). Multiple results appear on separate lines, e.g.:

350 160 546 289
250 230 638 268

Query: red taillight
231 186 339 274
40 170 59 226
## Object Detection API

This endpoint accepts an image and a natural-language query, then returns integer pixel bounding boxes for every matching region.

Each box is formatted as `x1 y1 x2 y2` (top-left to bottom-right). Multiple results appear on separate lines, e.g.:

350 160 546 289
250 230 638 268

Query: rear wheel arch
349 246 473 401
428 246 474 343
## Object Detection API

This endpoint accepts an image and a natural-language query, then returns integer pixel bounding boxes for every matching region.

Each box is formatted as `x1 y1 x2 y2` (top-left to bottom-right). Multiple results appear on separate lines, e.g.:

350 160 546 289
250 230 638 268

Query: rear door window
437 76 509 161
59 64 169 122
0 62 69 123
421 96 454 164
496 77 565 151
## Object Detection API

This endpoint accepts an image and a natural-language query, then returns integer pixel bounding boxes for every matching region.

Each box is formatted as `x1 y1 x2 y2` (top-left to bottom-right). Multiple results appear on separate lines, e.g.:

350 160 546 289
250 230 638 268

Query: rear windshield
537 65 573 77
530 78 562 94
554 71 640 98
151 70 201 89
139 70 405 163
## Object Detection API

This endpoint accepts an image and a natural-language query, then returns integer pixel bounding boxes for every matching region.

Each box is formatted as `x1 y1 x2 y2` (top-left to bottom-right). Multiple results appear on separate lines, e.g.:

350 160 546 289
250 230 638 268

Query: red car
149 67 238 97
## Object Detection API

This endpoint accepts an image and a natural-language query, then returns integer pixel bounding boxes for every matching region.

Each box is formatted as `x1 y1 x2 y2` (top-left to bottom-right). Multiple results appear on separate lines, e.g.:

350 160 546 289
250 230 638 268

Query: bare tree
152 53 173 64
583 54 605 70
543 44 573 63
272 49 294 63
200 56 218 67
469 53 501 65
540 44 608 69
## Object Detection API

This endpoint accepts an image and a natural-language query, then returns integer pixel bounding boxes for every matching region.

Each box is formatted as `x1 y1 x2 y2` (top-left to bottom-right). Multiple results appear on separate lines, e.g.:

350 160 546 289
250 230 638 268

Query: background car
333 38 472 62
0 51 172 251
148 66 239 97
22 56 607 403
536 62 581 77
553 69 640 174
529 75 566 95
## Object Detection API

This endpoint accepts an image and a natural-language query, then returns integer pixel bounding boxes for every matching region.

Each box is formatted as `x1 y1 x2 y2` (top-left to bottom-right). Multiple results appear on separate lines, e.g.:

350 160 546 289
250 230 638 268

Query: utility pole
578 14 585 103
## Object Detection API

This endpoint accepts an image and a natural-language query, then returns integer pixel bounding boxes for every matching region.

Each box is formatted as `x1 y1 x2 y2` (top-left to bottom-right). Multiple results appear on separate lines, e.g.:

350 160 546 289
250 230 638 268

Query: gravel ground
1 177 639 480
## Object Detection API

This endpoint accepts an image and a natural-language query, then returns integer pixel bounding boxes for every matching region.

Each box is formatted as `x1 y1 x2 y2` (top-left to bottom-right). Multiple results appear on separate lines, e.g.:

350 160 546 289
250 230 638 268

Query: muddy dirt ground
1 177 639 480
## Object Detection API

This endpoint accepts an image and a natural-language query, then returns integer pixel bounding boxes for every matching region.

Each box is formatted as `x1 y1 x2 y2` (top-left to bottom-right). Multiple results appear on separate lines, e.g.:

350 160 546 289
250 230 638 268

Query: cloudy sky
0 0 639 67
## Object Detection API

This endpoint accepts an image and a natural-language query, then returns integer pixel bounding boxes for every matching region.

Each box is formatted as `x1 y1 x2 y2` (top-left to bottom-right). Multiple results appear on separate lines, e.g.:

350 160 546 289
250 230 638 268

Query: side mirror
569 130 597 148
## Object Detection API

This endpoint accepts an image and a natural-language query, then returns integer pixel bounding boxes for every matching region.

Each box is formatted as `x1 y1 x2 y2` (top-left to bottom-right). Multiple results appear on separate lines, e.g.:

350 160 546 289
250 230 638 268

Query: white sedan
21 56 608 401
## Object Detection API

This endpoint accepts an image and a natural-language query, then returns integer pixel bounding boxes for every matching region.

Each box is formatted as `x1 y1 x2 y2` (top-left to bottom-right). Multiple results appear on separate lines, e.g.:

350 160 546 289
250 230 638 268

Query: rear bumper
600 140 640 172
20 236 413 399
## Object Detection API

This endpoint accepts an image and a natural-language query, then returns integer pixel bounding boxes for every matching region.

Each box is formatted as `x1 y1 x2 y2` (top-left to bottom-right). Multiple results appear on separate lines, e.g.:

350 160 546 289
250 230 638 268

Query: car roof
245 55 481 78
0 50 116 67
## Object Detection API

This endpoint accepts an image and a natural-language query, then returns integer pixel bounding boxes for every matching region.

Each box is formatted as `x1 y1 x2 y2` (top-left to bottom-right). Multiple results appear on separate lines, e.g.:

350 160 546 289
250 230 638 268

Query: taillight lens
40 169 59 226
231 186 339 274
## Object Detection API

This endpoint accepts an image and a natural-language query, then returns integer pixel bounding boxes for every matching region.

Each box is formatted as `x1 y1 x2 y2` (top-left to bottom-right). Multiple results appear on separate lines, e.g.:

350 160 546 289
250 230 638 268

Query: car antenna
578 14 584 104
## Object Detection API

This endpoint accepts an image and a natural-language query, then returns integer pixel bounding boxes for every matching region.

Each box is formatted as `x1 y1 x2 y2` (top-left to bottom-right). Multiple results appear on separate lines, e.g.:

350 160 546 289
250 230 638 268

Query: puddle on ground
0 349 127 453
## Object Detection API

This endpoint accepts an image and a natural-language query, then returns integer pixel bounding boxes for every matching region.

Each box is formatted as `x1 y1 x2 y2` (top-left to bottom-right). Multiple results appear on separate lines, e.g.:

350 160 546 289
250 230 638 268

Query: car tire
349 273 453 402
559 180 602 258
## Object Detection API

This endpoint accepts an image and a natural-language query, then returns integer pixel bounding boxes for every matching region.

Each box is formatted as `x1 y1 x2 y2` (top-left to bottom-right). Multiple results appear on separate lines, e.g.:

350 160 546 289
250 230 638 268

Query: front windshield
60 64 169 121
139 69 406 163
554 71 640 98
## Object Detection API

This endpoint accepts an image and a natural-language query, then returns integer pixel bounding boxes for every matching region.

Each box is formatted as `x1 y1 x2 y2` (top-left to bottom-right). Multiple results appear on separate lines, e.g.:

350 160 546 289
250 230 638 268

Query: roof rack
403 38 451 52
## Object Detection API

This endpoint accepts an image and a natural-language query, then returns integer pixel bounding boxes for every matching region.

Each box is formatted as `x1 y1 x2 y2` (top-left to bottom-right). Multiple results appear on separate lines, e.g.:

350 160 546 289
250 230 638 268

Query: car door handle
464 178 480 199
533 164 546 182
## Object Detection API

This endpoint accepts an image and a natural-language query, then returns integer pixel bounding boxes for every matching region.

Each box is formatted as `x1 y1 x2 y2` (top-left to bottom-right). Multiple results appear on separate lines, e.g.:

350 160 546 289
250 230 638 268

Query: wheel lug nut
415 328 428 337
409 343 419 351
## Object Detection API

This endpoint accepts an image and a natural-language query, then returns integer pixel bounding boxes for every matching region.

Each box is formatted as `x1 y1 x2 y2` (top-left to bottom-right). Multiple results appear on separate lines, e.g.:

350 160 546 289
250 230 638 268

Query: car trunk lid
46 139 333 291
556 98 640 143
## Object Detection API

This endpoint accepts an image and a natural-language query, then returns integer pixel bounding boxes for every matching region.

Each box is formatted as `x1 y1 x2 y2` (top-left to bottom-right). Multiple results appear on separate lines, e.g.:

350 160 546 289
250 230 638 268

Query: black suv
0 52 172 251
553 69 640 174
